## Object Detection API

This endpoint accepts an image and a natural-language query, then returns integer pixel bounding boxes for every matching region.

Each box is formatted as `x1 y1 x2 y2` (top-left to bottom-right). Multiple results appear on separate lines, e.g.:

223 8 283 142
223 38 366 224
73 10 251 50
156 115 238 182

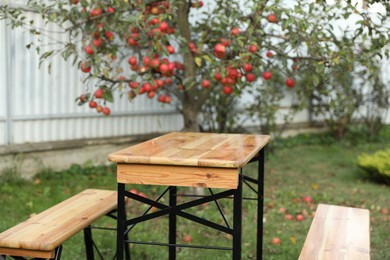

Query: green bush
358 149 390 184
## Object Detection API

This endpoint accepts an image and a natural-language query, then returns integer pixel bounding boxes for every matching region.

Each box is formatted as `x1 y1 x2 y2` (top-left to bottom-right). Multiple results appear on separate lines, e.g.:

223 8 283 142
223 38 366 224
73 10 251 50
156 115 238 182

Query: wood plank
0 189 118 253
117 163 239 188
108 132 270 168
0 247 54 258
299 204 370 260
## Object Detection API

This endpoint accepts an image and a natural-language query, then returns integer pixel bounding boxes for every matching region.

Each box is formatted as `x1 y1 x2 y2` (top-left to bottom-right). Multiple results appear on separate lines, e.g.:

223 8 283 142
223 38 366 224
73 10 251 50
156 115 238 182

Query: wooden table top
108 132 270 168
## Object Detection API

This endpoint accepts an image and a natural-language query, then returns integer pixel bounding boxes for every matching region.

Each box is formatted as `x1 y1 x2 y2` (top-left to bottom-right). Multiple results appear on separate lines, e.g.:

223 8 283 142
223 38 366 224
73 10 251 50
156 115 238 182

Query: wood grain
117 163 239 188
0 247 54 258
0 189 118 256
108 132 270 168
299 204 370 260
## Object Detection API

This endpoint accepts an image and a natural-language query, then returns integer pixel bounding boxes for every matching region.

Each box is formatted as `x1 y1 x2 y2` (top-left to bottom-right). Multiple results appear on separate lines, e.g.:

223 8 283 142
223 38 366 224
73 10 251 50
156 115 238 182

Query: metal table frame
115 148 265 260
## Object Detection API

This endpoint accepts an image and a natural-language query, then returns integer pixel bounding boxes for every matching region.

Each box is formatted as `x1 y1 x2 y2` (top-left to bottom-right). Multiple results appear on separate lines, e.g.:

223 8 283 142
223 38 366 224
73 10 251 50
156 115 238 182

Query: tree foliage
1 0 389 134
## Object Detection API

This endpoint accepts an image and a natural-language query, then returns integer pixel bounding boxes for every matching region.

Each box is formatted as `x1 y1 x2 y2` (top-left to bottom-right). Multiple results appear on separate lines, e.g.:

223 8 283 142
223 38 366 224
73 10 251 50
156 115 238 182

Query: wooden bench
299 204 370 260
0 189 119 259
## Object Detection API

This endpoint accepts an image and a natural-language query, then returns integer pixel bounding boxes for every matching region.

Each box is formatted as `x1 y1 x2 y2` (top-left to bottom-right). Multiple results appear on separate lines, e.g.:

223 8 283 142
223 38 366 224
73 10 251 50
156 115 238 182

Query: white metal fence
0 13 183 146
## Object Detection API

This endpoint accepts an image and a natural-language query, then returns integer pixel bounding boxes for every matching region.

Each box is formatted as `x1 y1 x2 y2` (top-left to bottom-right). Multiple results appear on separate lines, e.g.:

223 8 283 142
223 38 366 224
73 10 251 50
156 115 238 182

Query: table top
108 132 270 168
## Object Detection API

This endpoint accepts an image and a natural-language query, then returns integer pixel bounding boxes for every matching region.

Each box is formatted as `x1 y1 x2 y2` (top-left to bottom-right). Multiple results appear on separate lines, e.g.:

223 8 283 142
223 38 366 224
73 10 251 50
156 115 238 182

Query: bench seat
0 189 118 259
299 204 370 260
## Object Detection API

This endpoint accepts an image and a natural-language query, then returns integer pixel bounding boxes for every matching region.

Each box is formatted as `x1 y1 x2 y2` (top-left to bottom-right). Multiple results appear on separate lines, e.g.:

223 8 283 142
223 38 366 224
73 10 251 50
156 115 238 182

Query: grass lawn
0 131 389 259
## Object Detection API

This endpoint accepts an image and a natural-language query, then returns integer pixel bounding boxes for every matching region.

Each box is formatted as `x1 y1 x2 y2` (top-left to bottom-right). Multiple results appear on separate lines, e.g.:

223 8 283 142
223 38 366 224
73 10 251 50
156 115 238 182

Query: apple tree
1 0 389 133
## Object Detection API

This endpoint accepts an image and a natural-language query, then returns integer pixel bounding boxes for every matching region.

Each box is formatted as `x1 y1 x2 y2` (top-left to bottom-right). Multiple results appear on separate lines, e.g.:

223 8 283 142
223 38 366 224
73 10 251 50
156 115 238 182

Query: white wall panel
0 19 8 145
2 10 183 145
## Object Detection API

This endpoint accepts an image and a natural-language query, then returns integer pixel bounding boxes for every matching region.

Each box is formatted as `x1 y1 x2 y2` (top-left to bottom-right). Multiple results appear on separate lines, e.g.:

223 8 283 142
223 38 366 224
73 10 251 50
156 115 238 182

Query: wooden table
108 132 270 260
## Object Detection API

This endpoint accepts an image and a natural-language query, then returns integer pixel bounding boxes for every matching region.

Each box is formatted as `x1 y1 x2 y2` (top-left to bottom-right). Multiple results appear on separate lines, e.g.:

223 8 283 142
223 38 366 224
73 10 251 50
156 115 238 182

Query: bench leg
169 186 177 260
84 226 94 260
233 173 243 260
257 148 265 260
116 183 126 260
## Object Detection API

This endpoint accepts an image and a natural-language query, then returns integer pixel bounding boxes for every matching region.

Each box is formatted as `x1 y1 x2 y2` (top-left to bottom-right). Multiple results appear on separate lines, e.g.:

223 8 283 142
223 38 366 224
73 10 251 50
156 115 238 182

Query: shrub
358 149 390 184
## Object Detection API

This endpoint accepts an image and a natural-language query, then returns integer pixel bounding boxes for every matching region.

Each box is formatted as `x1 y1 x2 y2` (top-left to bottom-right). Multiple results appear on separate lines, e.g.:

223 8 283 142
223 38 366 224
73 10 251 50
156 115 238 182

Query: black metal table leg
83 225 94 260
233 173 243 260
257 148 265 260
116 183 126 260
169 186 177 260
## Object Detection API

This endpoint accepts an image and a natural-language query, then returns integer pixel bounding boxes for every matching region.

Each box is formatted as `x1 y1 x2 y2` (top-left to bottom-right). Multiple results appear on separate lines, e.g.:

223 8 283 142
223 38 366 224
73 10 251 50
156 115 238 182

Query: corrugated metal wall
0 11 183 146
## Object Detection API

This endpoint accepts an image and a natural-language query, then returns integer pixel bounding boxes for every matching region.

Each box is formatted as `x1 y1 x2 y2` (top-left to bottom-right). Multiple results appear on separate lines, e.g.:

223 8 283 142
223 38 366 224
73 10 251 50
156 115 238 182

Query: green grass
0 132 389 259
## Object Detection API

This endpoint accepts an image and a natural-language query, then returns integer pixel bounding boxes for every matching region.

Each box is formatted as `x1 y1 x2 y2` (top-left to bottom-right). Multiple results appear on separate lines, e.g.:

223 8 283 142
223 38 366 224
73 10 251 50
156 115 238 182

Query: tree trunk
175 1 203 133
182 102 201 132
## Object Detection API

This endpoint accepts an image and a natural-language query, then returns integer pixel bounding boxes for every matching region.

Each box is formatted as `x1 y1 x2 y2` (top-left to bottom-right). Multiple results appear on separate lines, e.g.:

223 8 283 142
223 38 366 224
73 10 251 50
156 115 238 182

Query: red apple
175 62 184 70
230 27 240 36
80 62 91 73
85 45 94 55
89 100 97 108
107 7 115 13
159 21 169 32
147 91 155 99
189 42 197 53
266 51 273 58
182 234 193 243
243 63 253 72
303 196 312 203
249 44 258 53
267 13 278 23
220 38 230 47
96 105 103 113
296 214 304 221
278 207 286 214
92 38 103 48
104 31 114 41
129 188 138 194
129 81 140 89
285 214 293 220
223 86 233 95
150 58 160 69
90 7 103 17
246 73 255 82
102 107 111 116
271 237 281 245
142 83 151 92
214 43 226 59
262 71 272 80
166 45 175 54
214 72 222 81
143 56 150 67
159 64 169 75
70 0 79 4
94 89 104 99
191 1 203 8
285 78 295 88
164 95 172 103
155 79 164 88
157 95 165 103
201 79 211 89
127 37 138 46
128 56 137 66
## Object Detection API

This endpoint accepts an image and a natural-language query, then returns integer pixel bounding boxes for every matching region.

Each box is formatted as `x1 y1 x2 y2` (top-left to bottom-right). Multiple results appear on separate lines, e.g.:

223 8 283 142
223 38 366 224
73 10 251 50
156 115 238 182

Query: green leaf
103 89 114 103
